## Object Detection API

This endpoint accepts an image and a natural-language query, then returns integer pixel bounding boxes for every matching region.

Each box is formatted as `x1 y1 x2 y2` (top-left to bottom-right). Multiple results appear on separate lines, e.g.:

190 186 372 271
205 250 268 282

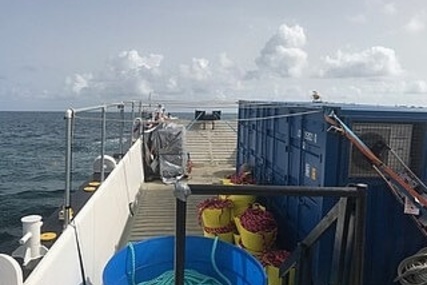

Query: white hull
3 139 144 285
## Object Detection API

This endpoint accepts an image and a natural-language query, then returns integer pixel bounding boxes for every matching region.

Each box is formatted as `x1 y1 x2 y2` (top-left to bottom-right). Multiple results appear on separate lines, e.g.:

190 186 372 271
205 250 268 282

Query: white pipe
19 232 32 245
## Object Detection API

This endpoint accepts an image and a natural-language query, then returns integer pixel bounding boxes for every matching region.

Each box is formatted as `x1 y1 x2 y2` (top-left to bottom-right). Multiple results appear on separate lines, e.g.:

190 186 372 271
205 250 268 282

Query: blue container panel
263 166 273 184
248 129 256 153
357 182 427 285
240 147 248 167
256 130 266 161
279 196 302 250
303 141 322 157
248 149 257 168
265 108 275 134
288 145 302 185
302 112 325 136
297 197 322 239
289 115 302 140
253 156 264 183
237 147 250 169
302 152 322 187
237 119 249 162
249 107 257 131
264 134 276 169
256 107 265 133
272 169 288 185
277 210 299 250
274 139 289 174
274 109 290 141
240 122 249 143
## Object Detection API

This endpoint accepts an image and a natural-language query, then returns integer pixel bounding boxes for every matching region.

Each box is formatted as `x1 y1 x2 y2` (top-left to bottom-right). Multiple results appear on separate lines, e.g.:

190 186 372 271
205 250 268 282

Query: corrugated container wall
237 100 427 285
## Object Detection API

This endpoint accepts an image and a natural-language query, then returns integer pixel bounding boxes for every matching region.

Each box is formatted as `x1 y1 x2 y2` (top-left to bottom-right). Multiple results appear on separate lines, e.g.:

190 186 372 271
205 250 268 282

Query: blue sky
0 0 426 110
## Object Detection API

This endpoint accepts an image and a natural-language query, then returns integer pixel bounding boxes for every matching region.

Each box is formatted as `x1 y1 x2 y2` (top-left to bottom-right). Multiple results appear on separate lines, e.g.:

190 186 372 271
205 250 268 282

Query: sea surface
0 111 236 254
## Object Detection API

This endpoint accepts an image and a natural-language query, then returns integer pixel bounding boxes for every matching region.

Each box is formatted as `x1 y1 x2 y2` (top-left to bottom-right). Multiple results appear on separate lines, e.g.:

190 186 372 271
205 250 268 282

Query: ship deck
121 119 237 245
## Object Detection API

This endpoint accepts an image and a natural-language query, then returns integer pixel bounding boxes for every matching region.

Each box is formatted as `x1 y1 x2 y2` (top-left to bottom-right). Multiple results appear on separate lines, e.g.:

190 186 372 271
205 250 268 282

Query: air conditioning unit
348 123 413 177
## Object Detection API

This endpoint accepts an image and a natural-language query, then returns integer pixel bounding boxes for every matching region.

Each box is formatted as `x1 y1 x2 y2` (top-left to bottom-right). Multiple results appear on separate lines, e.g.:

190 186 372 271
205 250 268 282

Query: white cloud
65 73 93 94
404 12 426 34
382 3 397 16
255 24 308 78
172 55 245 97
348 14 367 24
135 79 152 95
265 24 306 49
64 50 167 97
256 47 308 78
219 52 235 69
64 50 247 102
313 80 427 107
352 79 427 96
179 58 212 81
319 46 403 78
112 50 163 73
403 80 427 94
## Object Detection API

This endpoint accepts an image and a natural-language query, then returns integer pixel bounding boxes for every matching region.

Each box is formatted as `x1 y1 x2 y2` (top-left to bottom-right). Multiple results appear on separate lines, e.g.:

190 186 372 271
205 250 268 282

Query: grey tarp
147 122 187 183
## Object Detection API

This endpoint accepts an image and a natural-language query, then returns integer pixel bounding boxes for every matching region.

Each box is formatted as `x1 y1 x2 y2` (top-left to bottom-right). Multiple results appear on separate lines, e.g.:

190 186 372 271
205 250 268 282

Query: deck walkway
124 120 237 244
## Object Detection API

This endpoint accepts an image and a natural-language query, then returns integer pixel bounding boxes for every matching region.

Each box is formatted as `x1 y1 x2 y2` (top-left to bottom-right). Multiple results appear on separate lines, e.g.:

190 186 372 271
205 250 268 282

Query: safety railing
63 101 146 228
184 111 205 130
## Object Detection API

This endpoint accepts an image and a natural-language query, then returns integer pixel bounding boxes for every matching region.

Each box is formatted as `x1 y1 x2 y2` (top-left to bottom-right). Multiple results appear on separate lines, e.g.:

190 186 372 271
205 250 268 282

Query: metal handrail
173 183 367 285
222 119 237 133
63 101 144 229
185 111 205 130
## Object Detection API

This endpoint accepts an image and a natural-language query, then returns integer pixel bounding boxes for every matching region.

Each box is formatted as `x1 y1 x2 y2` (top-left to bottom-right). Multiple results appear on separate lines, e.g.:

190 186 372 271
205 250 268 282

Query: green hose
127 237 232 285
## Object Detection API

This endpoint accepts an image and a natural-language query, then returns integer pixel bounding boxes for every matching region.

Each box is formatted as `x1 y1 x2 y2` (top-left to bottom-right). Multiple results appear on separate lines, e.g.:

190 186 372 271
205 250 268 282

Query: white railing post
64 108 74 228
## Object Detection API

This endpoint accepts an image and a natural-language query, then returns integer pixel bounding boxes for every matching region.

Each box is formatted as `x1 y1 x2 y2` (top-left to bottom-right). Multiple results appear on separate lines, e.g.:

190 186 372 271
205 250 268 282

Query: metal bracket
174 182 192 202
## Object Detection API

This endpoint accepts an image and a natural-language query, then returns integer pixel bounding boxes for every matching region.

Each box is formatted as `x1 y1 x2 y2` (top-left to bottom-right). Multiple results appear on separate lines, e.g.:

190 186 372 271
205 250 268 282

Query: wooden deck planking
124 120 237 244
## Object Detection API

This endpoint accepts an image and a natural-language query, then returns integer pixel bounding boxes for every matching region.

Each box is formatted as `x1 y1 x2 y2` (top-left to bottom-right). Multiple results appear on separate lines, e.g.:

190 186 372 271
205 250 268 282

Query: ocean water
0 111 237 254
0 111 131 254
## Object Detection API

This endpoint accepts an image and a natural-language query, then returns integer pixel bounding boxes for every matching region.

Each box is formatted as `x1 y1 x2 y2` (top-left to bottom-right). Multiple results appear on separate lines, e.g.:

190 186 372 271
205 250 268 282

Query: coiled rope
395 248 427 285
127 237 231 285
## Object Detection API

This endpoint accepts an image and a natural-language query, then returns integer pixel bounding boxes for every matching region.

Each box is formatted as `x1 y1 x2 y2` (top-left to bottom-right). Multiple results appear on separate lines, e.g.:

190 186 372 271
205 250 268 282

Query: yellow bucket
219 194 256 220
232 206 248 219
237 239 263 260
203 229 234 243
233 233 241 245
220 178 234 185
235 217 277 252
266 265 281 285
201 207 231 228
219 194 256 209
266 265 295 285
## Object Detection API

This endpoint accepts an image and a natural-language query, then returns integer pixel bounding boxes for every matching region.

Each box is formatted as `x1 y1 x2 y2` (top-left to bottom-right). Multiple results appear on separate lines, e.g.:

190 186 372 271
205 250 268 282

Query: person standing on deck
153 104 166 122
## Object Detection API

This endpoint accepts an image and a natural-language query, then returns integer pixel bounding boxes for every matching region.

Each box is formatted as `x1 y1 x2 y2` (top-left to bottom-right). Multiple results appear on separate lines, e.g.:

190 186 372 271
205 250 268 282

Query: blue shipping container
237 100 427 285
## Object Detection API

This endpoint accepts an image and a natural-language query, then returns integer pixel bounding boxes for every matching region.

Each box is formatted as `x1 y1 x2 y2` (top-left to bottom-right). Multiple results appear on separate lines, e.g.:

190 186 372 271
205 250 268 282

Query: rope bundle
134 269 224 285
395 248 427 285
127 238 231 285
